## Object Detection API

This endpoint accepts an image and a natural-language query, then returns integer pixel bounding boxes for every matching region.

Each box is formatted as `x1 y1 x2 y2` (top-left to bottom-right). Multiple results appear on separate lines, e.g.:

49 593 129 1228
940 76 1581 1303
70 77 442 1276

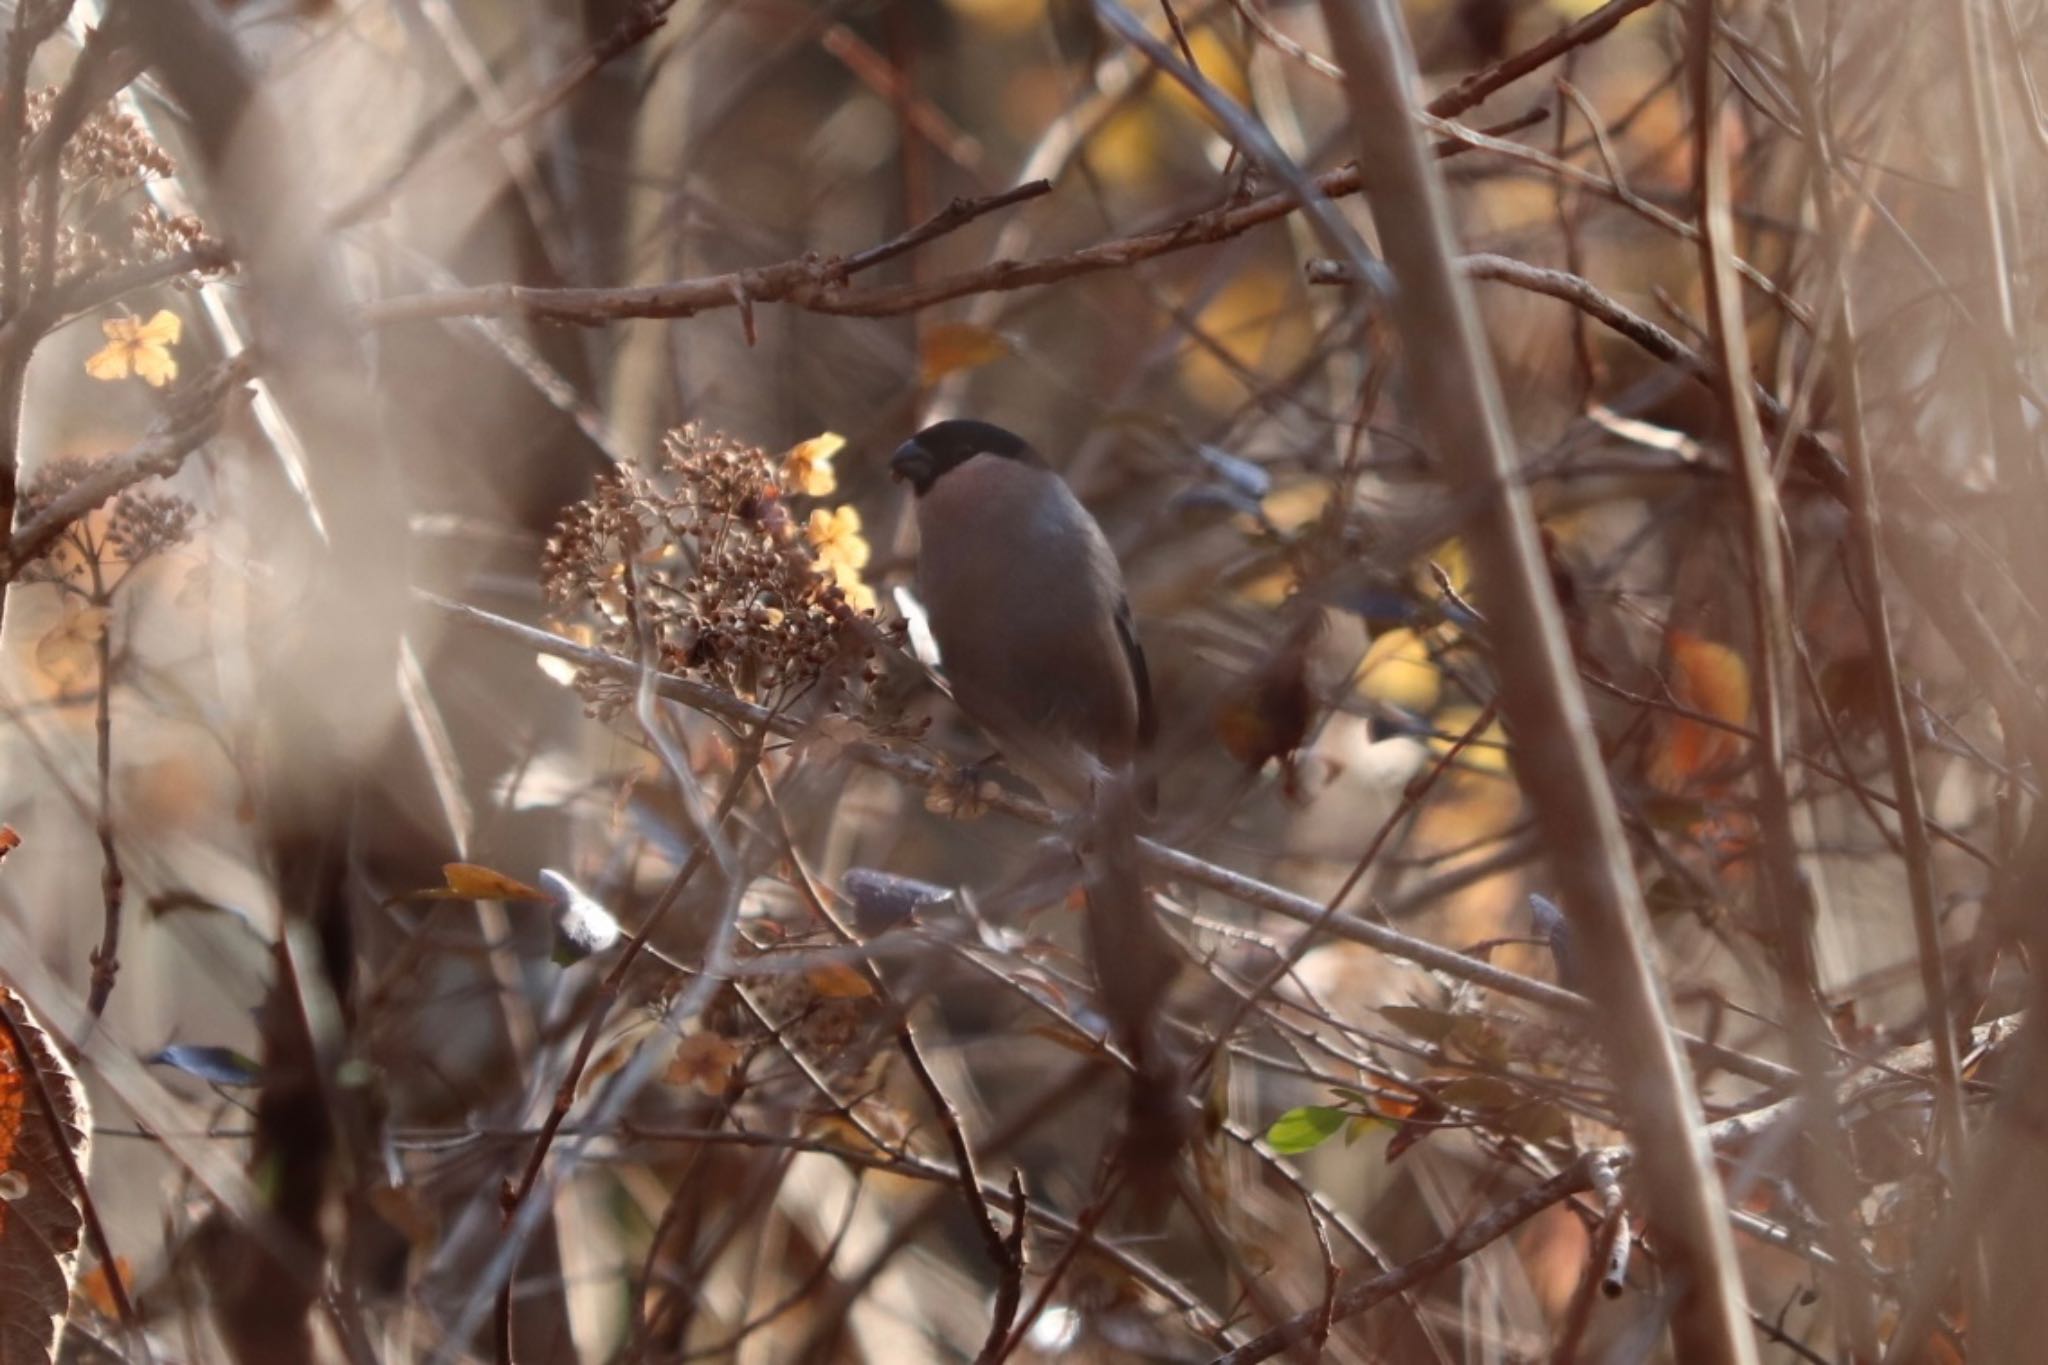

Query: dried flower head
16 88 225 290
16 456 196 588
542 424 882 717
104 488 196 563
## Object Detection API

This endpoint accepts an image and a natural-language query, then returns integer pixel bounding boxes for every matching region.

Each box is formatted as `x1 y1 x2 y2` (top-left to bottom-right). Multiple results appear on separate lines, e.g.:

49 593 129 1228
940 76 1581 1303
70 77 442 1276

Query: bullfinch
893 419 1187 1199
889 419 1156 810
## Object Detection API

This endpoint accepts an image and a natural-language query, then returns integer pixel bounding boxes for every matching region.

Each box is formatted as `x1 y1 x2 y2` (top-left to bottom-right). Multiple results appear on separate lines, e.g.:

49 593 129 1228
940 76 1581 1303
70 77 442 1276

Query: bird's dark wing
1115 599 1160 813
1114 596 1157 752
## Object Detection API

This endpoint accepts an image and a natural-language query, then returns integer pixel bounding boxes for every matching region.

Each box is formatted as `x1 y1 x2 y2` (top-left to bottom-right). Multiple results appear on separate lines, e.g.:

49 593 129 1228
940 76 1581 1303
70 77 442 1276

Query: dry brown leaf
0 984 92 1365
805 961 876 1000
440 863 550 902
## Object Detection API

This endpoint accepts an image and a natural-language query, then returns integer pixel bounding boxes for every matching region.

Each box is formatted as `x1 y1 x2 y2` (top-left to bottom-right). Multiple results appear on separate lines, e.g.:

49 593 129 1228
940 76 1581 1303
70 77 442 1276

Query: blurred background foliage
0 0 2036 1360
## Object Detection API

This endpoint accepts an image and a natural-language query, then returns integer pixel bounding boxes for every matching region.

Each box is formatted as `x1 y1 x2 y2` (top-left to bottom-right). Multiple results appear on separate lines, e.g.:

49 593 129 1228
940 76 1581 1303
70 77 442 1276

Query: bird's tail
1081 769 1187 1214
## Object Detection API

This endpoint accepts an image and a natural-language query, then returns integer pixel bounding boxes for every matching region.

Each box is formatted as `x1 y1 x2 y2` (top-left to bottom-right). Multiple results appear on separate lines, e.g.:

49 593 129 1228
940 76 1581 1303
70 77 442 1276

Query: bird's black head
890 419 1036 495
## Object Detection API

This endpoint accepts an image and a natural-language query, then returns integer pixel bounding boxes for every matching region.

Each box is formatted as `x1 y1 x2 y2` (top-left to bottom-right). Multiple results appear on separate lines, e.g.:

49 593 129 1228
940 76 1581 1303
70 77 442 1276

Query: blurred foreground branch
1310 0 1757 1360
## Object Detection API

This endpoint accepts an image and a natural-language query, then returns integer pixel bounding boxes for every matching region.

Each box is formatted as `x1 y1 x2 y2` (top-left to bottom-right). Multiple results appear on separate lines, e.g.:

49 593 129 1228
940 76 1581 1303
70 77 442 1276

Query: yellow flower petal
83 310 182 387
137 310 182 346
133 345 178 388
838 573 877 613
782 433 845 497
84 343 132 382
805 506 871 573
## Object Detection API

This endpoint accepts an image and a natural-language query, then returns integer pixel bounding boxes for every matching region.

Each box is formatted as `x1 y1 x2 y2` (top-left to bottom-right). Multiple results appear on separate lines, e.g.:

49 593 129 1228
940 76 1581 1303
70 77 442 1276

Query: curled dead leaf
440 863 550 902
0 984 92 1365
805 961 876 1000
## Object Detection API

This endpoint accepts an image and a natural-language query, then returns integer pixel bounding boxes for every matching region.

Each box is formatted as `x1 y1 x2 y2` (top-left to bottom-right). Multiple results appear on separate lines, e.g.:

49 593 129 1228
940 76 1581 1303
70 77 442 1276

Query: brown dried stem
1209 1151 1615 1365
425 590 1798 1090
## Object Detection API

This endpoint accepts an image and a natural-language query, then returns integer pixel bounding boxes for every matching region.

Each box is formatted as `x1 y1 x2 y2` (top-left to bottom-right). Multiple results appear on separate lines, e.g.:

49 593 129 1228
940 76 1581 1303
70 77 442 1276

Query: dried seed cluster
17 88 221 288
700 945 896 1107
542 424 881 716
16 456 195 587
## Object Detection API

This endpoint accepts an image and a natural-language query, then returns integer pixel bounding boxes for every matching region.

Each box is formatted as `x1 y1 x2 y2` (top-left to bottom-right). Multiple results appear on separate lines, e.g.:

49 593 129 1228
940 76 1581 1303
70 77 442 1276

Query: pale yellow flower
837 572 877 613
85 310 182 388
805 505 870 575
781 432 845 497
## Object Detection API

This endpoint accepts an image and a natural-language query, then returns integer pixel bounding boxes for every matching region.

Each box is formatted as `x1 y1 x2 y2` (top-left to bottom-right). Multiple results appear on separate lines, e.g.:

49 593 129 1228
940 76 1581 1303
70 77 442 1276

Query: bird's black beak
890 439 935 493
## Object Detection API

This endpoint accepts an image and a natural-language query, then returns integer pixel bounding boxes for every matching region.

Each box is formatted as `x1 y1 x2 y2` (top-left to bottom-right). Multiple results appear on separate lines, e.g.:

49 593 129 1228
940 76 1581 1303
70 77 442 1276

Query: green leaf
1266 1105 1347 1154
1343 1114 1384 1147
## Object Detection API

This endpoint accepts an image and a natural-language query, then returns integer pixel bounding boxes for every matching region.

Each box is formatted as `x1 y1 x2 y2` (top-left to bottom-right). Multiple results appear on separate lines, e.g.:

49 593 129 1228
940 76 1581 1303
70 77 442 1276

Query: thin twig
83 552 121 1019
1689 6 1874 1350
840 180 1053 277
749 768 1024 1354
360 115 1543 329
1432 0 1666 118
492 733 766 1365
1208 1152 1605 1365
1771 2 1966 1174
331 0 679 228
2 355 245 581
425 591 1799 1088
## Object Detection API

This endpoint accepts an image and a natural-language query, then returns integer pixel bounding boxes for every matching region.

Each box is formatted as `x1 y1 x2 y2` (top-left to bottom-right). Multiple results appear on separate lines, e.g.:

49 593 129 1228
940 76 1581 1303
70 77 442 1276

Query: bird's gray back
914 453 1141 801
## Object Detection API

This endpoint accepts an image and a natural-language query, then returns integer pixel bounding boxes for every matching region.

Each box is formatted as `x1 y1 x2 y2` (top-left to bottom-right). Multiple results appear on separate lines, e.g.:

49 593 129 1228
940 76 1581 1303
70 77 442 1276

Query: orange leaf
0 985 91 1364
918 322 1011 385
78 1257 131 1318
441 863 550 902
1649 631 1751 792
805 960 876 999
